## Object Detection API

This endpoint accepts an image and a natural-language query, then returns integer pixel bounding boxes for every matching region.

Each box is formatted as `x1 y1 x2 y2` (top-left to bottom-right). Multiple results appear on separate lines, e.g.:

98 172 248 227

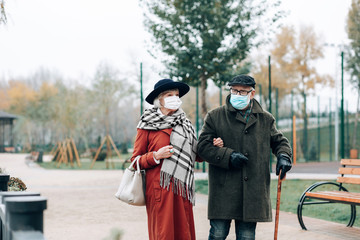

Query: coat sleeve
197 112 233 169
195 155 203 162
131 129 159 169
270 117 292 159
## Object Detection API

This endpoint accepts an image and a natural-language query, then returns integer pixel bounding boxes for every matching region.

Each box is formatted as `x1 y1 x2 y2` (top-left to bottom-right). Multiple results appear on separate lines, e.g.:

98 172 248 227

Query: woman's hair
153 88 179 108
153 98 161 108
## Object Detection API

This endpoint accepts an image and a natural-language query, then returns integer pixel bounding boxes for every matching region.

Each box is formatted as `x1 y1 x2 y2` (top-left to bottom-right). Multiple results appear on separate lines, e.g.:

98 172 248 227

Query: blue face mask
230 94 250 110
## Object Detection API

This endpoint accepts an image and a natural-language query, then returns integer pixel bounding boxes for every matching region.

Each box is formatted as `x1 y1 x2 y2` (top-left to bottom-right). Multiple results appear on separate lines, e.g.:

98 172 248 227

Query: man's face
230 85 255 99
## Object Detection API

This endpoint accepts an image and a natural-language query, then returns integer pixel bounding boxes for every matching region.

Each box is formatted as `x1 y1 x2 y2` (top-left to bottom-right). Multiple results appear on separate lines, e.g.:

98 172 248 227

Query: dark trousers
208 219 256 240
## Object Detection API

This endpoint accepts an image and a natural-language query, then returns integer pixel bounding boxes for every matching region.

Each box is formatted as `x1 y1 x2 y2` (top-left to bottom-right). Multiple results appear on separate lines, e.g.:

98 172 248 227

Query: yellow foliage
0 87 10 110
347 0 360 41
38 82 58 101
7 81 37 114
253 24 334 98
5 81 59 116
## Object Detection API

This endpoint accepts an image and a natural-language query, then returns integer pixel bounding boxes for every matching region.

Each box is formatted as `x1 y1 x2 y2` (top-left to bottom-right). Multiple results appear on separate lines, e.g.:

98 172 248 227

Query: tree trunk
200 75 208 120
105 106 110 136
81 134 90 153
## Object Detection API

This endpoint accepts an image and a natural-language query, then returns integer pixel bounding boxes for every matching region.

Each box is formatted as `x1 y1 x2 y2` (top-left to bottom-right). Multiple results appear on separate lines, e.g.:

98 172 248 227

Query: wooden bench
297 159 360 230
4 147 15 153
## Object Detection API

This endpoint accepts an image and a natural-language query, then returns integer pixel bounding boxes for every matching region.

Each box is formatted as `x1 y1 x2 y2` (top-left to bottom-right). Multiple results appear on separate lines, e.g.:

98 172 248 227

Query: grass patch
195 179 360 227
38 153 134 170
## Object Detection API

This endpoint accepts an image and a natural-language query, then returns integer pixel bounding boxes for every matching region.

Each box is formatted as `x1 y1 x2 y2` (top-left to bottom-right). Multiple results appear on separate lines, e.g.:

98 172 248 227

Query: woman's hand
154 145 174 160
213 137 224 148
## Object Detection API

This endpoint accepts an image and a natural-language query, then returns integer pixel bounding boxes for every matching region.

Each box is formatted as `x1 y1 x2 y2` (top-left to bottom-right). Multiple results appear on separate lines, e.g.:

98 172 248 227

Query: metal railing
0 174 47 240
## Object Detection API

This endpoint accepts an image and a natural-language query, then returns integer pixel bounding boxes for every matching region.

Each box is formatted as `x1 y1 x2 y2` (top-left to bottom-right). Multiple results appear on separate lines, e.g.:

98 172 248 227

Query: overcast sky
0 0 356 110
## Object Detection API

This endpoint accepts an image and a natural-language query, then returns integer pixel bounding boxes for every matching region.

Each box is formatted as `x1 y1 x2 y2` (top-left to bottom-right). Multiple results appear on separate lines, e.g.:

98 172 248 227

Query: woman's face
159 89 180 107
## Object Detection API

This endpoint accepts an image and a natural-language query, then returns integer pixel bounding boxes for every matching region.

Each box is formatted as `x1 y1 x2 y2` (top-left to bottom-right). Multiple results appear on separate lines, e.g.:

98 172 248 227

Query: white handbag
115 156 146 206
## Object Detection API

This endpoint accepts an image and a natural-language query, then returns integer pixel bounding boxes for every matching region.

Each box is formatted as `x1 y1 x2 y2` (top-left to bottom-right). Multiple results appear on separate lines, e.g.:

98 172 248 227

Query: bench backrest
337 159 360 185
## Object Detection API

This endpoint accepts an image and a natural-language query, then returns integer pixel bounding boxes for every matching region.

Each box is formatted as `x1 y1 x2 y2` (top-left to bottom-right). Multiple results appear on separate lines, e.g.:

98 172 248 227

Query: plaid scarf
137 107 197 204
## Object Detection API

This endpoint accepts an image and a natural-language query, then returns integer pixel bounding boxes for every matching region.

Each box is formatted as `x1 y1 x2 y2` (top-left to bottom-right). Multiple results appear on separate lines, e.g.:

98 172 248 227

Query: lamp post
324 43 345 161
140 62 143 115
268 56 272 113
219 83 223 106
341 51 345 159
196 83 199 170
268 55 272 172
258 84 262 105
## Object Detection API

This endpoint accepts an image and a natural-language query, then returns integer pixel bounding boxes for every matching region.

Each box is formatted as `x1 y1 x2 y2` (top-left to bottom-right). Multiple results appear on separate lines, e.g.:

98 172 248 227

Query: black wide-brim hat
145 79 190 104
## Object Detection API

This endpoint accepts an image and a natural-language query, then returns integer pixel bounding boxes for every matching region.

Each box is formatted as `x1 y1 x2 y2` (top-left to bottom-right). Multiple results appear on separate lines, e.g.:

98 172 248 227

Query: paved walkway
0 154 359 240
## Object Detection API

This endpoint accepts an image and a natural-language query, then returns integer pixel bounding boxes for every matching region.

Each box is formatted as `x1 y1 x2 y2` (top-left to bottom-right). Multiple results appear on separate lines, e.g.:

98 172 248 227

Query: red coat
131 128 196 240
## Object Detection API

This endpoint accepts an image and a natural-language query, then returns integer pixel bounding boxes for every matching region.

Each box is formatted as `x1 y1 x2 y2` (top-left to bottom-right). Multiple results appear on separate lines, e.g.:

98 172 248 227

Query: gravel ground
0 154 359 240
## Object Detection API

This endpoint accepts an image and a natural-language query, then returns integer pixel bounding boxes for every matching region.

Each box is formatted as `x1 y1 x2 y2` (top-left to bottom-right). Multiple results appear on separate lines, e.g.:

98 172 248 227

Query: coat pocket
154 188 161 202
154 182 162 202
209 165 227 185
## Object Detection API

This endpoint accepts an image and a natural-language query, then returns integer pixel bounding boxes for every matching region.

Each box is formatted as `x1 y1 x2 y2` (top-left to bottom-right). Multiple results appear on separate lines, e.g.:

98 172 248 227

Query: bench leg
347 205 356 227
297 193 308 230
297 181 357 230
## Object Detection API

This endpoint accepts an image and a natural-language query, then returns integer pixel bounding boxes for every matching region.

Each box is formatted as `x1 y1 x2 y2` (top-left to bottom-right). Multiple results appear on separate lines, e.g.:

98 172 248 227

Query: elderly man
197 74 292 240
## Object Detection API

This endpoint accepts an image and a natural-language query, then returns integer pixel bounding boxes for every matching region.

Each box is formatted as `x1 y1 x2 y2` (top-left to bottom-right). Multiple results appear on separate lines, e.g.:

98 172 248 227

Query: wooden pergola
0 111 17 152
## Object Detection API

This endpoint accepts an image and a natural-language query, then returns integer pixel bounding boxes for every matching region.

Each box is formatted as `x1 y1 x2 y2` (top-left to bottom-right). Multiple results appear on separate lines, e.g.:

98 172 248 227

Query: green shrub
0 168 27 191
92 150 107 161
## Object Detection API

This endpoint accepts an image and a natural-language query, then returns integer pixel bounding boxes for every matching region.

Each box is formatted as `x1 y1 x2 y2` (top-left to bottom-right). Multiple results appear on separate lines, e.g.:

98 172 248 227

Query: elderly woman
131 79 199 240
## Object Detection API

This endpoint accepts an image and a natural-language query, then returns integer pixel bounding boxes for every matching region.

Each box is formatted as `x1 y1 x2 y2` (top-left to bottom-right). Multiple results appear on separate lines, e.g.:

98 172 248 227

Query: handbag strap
128 155 141 173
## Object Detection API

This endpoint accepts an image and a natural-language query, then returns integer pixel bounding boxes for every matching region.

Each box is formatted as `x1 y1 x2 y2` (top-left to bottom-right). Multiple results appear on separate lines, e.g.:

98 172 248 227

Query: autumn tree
50 81 96 152
6 80 38 149
30 82 59 145
253 25 333 160
0 82 10 110
0 63 141 153
141 0 284 118
7 80 37 116
346 0 360 150
51 82 81 141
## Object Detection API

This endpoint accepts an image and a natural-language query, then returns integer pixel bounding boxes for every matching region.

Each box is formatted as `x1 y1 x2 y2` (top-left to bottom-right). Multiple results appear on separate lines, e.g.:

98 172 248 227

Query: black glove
276 153 292 180
229 152 248 169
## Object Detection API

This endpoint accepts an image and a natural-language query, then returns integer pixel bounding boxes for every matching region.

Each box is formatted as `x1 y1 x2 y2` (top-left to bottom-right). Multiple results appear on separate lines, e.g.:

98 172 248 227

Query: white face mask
163 96 182 110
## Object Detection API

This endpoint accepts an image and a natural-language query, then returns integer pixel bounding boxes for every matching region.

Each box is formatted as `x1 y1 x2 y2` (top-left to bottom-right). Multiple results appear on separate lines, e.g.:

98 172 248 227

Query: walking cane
274 170 284 240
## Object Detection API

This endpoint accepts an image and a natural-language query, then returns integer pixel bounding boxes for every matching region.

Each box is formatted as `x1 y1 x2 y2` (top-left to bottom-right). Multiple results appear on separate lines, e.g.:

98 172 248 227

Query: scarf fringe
160 171 195 205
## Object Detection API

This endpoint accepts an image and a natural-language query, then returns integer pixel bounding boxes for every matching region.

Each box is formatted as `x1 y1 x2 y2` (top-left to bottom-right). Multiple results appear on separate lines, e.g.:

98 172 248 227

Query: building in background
0 111 17 152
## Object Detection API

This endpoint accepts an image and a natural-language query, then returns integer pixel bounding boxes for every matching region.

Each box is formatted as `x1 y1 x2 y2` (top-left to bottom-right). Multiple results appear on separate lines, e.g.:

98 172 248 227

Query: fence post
0 175 9 192
5 196 47 240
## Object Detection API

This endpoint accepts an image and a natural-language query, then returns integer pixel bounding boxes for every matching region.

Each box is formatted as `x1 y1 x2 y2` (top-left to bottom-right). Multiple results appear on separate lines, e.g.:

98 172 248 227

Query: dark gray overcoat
197 96 292 222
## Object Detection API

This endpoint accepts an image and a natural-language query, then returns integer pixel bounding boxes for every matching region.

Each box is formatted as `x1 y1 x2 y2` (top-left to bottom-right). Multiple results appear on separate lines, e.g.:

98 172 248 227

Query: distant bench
297 159 360 230
3 147 14 153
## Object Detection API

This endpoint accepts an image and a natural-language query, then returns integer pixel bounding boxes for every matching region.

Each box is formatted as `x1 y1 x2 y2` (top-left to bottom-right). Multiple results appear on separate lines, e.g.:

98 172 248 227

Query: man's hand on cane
276 153 292 180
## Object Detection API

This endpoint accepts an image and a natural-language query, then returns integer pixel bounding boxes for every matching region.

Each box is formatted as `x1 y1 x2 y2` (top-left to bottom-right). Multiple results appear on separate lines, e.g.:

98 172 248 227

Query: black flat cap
228 75 256 88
